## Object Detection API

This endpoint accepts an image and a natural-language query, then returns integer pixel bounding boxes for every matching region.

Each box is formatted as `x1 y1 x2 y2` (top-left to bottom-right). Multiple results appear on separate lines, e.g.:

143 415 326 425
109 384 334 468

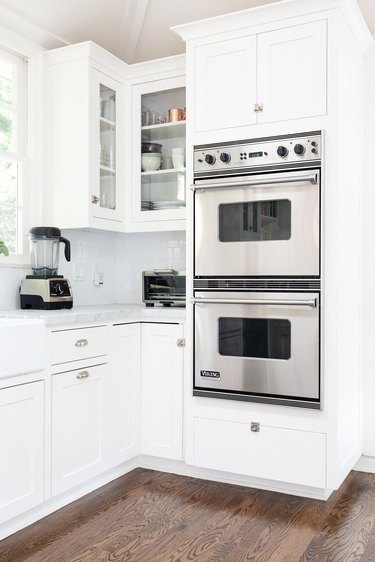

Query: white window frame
0 28 43 266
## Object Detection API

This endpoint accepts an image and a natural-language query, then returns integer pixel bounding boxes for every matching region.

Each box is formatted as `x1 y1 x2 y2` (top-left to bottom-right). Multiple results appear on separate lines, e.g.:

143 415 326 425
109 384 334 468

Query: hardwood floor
1 468 375 562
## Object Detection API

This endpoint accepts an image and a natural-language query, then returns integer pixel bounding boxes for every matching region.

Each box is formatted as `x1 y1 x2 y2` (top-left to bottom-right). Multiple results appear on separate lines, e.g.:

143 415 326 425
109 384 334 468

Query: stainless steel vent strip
193 279 321 291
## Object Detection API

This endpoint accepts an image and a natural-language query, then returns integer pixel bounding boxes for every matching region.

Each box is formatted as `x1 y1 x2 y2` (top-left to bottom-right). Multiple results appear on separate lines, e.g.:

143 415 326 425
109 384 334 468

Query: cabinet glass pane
99 84 116 210
140 87 186 212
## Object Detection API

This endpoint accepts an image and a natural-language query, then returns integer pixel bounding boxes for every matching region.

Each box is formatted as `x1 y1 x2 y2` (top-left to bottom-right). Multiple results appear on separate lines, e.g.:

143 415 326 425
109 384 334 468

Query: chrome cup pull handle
76 371 89 380
75 338 88 347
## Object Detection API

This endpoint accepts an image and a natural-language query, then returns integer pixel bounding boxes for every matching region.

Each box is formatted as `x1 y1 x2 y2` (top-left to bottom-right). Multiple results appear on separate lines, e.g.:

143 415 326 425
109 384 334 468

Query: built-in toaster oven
143 270 186 307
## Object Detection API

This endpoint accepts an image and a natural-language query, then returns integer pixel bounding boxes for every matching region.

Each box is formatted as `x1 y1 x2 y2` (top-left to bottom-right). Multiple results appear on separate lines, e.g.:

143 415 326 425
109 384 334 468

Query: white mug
172 147 185 169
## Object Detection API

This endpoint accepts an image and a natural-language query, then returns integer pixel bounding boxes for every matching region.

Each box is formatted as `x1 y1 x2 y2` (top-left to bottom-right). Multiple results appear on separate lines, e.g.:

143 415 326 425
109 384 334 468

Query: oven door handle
191 172 319 191
191 297 317 308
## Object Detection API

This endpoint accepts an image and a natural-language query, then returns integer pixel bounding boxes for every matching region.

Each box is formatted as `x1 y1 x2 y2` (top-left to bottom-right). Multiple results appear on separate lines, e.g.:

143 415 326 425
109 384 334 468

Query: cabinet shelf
100 164 115 175
141 120 186 140
100 117 115 131
141 167 186 177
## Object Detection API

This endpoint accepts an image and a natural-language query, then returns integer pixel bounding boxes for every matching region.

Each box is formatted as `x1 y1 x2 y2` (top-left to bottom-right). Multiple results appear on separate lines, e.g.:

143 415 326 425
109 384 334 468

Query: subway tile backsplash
0 229 186 310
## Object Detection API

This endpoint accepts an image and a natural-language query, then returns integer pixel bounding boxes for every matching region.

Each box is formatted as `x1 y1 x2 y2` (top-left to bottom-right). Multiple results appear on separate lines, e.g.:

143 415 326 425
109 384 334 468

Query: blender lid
30 226 62 238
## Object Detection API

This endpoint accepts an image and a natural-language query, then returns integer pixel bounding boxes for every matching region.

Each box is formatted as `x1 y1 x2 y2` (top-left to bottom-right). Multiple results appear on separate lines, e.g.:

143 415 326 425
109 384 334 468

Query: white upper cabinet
194 36 257 132
193 20 327 134
44 43 126 231
256 21 327 124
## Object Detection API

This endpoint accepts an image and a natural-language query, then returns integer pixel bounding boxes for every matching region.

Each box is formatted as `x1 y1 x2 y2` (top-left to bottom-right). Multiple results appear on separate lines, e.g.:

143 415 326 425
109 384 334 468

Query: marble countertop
0 304 186 326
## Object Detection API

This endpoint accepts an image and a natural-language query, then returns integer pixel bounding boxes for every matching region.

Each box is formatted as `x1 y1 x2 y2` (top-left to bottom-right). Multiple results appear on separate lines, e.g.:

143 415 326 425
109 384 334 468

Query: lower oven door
193 291 320 408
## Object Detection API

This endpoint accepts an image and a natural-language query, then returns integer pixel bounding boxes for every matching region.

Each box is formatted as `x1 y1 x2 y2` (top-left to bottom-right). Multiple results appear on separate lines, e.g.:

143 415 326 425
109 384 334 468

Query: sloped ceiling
0 0 373 63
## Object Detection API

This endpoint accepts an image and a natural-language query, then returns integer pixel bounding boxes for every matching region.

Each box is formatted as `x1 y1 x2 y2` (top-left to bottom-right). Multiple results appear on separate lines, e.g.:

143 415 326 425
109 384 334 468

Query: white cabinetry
141 323 184 460
190 20 326 134
44 42 125 230
111 323 141 465
50 324 111 495
0 381 44 525
194 417 326 488
126 67 186 232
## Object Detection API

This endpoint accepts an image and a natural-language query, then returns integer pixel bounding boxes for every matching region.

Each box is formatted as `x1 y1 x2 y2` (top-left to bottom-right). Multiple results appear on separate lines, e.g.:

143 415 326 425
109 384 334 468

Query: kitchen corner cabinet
193 20 327 133
127 75 186 232
111 323 141 465
0 381 44 525
44 45 125 230
141 323 184 460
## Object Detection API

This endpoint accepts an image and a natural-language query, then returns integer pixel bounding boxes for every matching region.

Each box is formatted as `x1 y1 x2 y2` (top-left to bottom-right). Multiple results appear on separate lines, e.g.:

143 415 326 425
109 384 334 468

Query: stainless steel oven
192 132 322 409
193 133 321 278
193 290 320 408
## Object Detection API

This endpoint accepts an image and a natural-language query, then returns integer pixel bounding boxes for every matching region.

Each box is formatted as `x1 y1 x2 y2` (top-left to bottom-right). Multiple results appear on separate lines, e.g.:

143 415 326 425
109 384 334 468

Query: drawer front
194 417 326 488
51 326 109 365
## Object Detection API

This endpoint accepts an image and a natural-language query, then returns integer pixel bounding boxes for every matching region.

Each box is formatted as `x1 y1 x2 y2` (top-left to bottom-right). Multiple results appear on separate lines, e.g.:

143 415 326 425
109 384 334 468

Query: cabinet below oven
193 416 326 488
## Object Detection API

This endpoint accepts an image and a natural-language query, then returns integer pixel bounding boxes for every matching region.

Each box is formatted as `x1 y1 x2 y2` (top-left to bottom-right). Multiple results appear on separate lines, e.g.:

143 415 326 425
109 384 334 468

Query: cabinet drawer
51 326 109 365
194 417 326 488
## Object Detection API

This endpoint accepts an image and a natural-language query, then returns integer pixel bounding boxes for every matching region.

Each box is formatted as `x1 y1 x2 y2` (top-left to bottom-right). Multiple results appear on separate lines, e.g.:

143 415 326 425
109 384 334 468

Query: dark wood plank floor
1 468 375 562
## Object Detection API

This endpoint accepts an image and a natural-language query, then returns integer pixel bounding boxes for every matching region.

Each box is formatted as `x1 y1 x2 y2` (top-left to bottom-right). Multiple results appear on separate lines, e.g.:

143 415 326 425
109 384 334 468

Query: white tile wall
0 229 186 309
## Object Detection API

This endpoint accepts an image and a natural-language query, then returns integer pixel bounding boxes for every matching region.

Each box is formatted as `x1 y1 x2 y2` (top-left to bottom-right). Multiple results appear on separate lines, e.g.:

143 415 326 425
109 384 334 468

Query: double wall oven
192 132 322 409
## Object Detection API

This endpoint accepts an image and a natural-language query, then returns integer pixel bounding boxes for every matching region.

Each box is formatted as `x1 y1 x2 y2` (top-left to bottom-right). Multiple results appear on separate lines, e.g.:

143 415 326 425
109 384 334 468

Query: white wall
362 54 375 456
0 229 186 310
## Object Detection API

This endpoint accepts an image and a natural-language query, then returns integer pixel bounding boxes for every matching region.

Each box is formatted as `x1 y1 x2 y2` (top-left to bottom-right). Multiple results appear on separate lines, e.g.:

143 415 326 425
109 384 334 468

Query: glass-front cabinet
92 70 124 223
129 76 186 231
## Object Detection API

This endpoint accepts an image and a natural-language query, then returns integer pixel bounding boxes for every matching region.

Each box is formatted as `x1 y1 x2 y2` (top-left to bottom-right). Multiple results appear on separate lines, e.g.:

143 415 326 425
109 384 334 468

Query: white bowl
142 155 161 171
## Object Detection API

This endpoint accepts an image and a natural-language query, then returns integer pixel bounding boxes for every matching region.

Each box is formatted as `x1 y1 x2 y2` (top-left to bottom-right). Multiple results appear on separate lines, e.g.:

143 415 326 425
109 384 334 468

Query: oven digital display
249 151 263 158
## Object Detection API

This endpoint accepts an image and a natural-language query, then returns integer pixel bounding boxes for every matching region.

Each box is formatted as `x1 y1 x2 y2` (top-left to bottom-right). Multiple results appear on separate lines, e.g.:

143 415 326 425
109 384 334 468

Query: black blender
20 227 73 309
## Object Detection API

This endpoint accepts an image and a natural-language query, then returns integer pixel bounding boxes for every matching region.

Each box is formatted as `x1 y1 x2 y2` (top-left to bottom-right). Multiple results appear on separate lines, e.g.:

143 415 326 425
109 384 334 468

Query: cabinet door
91 69 125 223
194 36 257 132
112 324 141 465
52 364 111 495
0 381 44 525
129 75 186 231
141 323 184 460
257 20 327 124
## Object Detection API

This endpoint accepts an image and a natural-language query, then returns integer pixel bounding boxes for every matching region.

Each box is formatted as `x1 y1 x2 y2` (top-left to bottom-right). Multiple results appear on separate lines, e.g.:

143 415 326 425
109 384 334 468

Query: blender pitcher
30 227 71 277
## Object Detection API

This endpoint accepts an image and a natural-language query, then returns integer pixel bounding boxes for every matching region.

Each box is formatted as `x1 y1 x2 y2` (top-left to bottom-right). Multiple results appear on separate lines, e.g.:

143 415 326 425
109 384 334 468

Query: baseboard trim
354 455 375 473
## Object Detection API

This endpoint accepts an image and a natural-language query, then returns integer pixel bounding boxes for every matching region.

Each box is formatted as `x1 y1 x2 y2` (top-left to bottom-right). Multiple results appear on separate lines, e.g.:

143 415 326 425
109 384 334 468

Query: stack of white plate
141 200 153 210
153 200 186 210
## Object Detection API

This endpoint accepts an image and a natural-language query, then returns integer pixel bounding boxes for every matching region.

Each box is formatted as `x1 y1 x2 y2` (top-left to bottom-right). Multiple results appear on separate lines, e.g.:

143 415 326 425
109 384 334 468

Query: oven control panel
194 133 321 173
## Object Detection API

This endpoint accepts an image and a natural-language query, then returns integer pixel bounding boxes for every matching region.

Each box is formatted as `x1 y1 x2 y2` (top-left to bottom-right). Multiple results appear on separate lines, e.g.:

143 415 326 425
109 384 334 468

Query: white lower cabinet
112 323 141 465
193 417 326 489
141 323 184 460
51 364 112 496
0 381 44 525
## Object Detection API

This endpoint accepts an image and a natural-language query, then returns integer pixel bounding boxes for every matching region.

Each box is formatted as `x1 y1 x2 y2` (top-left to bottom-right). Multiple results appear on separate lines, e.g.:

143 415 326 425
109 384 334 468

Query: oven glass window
218 199 291 242
218 317 291 360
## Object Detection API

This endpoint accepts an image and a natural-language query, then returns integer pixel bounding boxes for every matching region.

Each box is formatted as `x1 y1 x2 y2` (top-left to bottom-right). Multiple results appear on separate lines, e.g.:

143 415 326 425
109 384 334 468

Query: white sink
0 318 46 379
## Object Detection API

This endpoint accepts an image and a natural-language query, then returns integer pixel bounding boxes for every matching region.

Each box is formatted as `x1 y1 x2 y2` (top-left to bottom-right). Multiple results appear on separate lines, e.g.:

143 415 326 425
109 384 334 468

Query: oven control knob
205 154 216 165
294 143 306 156
277 146 289 158
220 152 231 163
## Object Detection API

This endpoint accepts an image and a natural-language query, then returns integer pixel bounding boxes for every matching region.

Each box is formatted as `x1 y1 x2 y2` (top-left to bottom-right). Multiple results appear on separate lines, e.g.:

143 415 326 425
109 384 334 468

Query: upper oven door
194 169 320 277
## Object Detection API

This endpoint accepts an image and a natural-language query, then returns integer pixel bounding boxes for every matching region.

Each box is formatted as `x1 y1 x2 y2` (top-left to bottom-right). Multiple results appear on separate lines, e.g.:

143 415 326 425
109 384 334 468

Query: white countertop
0 304 186 326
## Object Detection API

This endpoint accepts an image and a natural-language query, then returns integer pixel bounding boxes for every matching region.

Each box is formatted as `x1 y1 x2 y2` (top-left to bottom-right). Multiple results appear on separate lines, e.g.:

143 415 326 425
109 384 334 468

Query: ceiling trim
117 0 149 64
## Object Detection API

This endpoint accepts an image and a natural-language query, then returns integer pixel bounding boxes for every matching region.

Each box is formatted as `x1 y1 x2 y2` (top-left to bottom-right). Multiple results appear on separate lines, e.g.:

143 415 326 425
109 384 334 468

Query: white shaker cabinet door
257 20 327 124
51 364 111 495
0 381 44 525
112 323 141 465
141 323 184 460
194 35 257 132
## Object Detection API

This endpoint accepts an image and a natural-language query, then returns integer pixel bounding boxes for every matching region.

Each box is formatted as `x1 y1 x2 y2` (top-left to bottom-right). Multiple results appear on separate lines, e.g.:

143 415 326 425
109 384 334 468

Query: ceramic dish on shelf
153 200 186 210
141 154 161 171
142 142 163 153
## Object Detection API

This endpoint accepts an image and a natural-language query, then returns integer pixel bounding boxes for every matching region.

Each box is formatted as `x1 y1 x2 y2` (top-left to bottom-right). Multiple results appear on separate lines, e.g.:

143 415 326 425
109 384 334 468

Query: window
0 47 27 256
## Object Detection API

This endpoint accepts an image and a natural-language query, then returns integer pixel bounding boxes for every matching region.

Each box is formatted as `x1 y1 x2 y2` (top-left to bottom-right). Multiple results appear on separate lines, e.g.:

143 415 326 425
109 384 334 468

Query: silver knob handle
75 338 88 347
251 422 260 432
77 371 89 380
254 103 263 113
91 195 99 204
177 338 185 347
